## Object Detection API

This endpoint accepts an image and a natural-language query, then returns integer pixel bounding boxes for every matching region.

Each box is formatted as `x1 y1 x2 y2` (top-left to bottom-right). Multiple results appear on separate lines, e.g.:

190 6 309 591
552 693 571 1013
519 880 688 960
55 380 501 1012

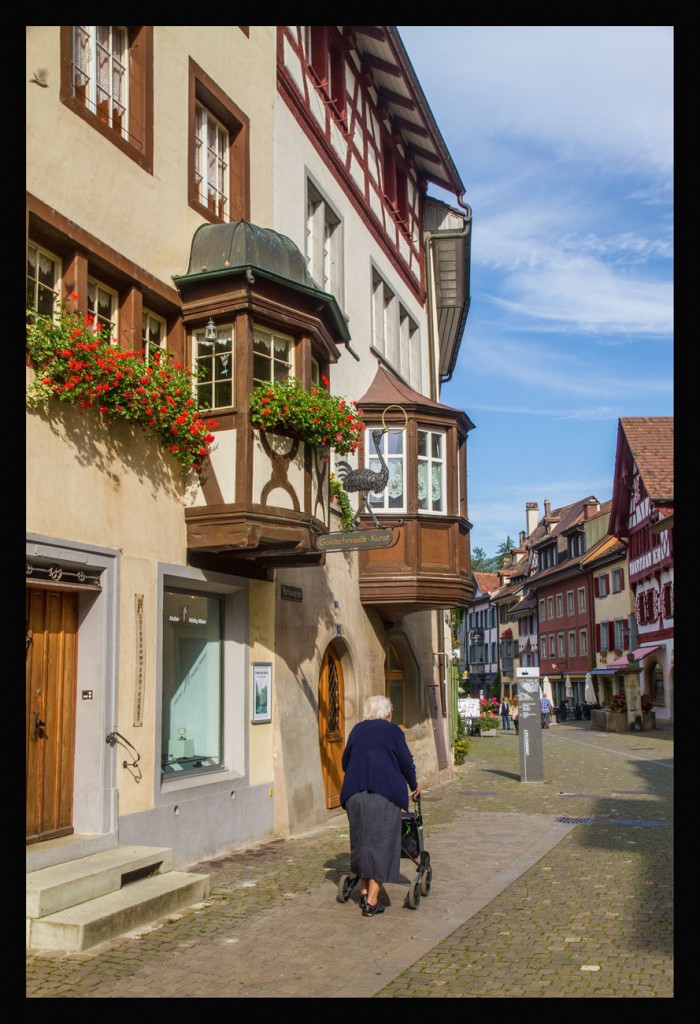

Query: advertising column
516 668 544 783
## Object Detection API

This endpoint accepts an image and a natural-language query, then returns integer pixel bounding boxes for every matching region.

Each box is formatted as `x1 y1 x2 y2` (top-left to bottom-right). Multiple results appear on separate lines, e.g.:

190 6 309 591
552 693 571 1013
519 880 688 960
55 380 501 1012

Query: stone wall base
590 710 656 733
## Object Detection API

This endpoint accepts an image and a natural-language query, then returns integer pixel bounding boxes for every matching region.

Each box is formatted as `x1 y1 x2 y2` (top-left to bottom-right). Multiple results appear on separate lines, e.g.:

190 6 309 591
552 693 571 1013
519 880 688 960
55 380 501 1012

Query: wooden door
26 587 78 843
318 647 345 809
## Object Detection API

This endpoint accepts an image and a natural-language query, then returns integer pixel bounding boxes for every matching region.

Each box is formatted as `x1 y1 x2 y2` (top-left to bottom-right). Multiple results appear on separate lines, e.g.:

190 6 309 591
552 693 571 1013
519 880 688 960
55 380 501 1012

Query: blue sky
397 26 674 558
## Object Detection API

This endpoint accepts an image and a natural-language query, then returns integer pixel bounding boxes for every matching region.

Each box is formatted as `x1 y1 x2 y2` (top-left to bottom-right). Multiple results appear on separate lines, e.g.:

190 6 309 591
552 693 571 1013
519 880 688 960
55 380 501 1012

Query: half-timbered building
609 417 674 720
26 24 474 932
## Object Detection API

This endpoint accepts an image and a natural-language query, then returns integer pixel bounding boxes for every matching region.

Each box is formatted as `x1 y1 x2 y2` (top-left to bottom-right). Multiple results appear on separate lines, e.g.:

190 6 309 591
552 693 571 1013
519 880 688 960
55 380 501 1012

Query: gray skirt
345 790 403 883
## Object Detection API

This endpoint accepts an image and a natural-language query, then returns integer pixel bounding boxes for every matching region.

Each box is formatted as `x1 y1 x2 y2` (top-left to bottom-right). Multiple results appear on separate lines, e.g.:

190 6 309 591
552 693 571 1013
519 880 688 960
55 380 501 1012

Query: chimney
544 498 551 518
519 530 525 547
525 502 539 536
584 498 600 520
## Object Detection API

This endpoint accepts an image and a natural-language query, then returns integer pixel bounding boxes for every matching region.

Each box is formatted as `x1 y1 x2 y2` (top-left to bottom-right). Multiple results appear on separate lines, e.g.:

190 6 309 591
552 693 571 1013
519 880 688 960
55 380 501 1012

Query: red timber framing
277 26 427 305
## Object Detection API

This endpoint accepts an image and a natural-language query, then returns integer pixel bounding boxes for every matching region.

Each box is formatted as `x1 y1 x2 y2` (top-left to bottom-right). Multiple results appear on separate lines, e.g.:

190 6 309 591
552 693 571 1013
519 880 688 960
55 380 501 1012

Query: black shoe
359 893 368 910
362 901 385 917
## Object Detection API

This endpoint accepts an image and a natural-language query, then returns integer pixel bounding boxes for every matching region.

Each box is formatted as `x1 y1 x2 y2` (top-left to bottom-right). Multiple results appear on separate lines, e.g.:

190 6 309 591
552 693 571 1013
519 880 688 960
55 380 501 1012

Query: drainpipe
423 192 473 401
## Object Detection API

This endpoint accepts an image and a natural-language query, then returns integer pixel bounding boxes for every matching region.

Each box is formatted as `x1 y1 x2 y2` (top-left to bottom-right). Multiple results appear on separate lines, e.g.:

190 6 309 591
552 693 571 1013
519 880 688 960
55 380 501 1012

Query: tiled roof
527 496 599 547
527 533 612 587
567 498 612 528
620 417 674 501
473 572 500 594
580 533 626 567
357 362 475 430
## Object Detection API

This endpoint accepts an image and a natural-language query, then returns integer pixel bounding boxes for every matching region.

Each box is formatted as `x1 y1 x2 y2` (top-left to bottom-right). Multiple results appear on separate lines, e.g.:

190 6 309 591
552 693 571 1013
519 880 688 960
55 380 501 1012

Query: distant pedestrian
540 693 553 728
499 697 511 730
511 698 519 735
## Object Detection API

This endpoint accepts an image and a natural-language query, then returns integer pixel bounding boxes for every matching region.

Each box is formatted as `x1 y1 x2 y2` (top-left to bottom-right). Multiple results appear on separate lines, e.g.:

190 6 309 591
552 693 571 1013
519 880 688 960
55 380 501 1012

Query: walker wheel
336 874 353 903
421 865 432 896
406 879 421 909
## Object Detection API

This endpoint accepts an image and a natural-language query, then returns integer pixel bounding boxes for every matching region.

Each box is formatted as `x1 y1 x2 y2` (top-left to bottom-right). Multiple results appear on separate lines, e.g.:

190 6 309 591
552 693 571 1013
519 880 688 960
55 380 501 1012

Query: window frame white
194 100 230 222
399 303 421 391
417 428 445 513
599 621 609 652
252 324 294 386
366 426 406 514
87 277 118 340
193 323 234 411
306 179 342 301
27 242 61 319
142 309 167 364
579 629 588 657
72 26 129 140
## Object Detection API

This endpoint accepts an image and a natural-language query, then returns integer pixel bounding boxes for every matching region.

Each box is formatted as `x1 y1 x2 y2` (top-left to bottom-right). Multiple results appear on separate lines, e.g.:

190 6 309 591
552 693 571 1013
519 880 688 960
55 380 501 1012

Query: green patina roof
174 220 349 343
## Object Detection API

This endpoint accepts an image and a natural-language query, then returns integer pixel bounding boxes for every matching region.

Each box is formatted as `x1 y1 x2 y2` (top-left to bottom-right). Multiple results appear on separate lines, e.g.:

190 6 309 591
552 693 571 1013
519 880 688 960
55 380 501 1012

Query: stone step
27 845 174 919
27 870 210 952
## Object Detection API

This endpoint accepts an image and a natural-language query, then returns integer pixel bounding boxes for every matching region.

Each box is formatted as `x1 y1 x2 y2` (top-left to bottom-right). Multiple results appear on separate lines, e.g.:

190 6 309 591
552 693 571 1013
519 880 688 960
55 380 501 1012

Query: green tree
471 546 491 571
495 535 515 567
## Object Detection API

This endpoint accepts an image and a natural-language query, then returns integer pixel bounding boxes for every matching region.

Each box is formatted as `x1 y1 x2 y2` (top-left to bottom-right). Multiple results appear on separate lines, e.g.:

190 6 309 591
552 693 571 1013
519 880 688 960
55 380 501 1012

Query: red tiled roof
474 572 500 593
620 417 674 501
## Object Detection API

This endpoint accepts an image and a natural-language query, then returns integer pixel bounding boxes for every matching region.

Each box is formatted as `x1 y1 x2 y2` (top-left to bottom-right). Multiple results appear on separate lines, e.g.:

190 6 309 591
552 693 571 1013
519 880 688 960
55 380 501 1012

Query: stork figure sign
334 428 388 530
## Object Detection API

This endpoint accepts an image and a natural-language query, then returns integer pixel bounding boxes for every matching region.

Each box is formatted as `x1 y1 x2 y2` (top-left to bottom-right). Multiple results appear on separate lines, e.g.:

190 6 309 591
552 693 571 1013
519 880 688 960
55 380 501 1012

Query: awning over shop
591 646 664 674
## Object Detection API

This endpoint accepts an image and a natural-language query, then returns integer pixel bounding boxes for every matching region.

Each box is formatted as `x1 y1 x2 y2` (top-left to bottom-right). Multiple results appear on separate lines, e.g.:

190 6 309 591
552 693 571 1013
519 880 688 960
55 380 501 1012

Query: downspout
423 192 473 400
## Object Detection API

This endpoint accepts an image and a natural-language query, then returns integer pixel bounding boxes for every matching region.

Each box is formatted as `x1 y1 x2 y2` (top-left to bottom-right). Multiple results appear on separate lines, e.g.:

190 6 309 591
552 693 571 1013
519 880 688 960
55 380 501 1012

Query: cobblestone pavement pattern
25 720 673 999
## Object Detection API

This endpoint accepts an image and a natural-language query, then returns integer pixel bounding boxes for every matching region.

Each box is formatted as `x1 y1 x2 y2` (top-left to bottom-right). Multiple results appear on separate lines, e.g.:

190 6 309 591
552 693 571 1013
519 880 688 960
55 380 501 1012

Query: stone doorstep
26 845 175 919
27 870 210 952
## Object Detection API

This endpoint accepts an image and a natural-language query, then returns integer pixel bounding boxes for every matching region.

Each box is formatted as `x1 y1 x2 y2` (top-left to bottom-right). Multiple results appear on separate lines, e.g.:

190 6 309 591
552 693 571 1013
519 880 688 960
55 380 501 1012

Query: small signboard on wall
251 662 272 724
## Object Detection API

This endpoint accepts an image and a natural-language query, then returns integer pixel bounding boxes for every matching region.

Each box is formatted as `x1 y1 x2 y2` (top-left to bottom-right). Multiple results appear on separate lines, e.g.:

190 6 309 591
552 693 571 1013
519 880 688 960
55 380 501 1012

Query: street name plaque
516 668 544 783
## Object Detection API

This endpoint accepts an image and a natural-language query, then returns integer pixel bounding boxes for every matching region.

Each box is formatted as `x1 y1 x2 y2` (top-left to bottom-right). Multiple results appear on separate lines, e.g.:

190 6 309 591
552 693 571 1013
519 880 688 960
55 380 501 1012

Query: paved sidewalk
25 720 673 999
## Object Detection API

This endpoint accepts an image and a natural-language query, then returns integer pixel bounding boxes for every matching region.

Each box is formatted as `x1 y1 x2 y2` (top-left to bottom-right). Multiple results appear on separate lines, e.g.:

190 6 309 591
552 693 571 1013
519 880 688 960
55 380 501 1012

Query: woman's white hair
363 694 393 721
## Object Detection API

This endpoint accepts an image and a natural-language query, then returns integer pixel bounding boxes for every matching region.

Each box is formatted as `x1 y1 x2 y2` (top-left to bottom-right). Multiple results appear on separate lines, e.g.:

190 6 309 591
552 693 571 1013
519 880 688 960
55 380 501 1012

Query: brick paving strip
26 722 673 999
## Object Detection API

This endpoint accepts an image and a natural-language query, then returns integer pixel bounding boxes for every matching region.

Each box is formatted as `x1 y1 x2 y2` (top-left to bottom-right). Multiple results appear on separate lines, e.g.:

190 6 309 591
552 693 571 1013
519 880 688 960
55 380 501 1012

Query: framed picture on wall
252 662 272 723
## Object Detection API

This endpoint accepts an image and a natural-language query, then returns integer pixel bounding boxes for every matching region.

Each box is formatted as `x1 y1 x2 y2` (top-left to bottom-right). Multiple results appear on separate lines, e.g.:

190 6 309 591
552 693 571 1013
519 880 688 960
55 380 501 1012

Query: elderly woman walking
340 694 421 917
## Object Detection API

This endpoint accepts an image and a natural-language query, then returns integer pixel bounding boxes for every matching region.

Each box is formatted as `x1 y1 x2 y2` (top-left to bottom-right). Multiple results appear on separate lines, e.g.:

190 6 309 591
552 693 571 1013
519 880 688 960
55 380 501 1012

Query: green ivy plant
249 375 364 456
330 474 354 532
26 304 217 473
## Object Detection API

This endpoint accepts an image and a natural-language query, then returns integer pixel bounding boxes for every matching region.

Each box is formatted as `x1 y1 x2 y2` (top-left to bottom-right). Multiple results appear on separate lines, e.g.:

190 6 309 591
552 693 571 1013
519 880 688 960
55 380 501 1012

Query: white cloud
400 26 673 177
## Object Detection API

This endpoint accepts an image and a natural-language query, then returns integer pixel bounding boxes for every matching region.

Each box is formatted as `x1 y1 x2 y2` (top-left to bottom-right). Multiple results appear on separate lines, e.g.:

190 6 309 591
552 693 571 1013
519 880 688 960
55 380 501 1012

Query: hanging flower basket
250 375 364 456
26 304 217 473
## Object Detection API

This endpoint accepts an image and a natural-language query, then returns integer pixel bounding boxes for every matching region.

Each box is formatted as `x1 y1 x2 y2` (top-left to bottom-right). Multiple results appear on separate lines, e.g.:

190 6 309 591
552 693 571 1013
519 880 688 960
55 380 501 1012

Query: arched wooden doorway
26 587 78 843
318 646 345 809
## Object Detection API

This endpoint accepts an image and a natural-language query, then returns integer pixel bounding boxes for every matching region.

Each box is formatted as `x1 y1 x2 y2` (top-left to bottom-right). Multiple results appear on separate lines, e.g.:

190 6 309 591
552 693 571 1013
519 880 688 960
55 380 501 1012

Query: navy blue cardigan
340 719 417 811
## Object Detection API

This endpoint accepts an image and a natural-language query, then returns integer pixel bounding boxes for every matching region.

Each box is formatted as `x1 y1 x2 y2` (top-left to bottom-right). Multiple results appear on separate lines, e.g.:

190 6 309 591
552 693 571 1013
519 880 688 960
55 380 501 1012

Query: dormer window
539 544 556 570
568 531 585 557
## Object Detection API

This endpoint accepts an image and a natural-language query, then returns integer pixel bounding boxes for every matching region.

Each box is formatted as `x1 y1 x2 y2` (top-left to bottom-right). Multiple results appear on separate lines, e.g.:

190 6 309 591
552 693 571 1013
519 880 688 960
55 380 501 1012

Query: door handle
32 711 46 741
